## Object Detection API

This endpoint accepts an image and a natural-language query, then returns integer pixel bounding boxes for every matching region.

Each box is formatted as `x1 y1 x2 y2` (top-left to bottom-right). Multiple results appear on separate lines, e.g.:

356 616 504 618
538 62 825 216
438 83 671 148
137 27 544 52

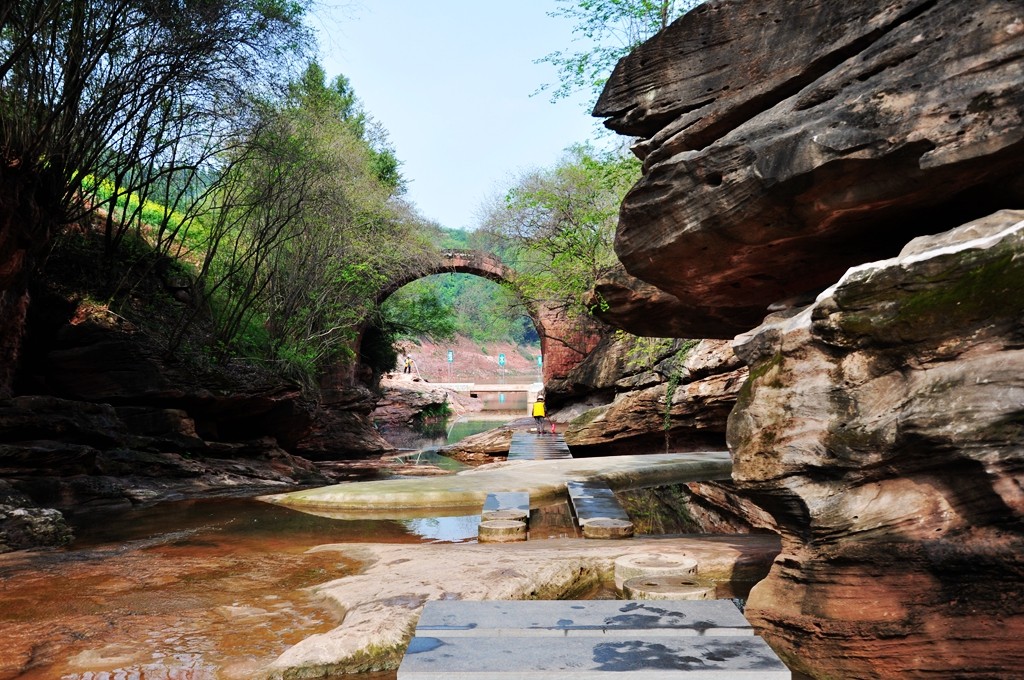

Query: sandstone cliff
595 0 1024 337
1 286 392 551
731 211 1024 678
555 335 745 456
593 1 1024 677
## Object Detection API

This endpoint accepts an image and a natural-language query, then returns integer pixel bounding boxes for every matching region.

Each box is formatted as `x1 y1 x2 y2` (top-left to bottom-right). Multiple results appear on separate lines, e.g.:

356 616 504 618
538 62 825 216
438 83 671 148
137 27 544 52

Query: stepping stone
614 553 699 591
481 508 529 523
623 576 715 601
414 600 755 637
397 634 791 678
583 518 635 539
477 519 527 543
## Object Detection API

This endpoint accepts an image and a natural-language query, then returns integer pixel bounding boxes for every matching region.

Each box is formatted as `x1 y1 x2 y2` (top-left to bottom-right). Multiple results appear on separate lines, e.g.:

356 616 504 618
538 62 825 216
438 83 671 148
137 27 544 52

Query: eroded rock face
0 395 330 522
594 0 1024 337
588 264 767 338
728 211 1024 678
562 338 746 456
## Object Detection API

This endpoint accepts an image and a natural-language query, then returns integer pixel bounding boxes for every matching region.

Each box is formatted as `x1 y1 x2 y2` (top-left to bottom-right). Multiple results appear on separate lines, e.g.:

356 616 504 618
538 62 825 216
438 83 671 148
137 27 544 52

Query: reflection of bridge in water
432 382 543 414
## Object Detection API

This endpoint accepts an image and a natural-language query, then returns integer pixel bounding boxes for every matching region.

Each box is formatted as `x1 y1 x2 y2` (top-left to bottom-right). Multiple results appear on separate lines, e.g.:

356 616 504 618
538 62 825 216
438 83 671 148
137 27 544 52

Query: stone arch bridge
367 249 602 388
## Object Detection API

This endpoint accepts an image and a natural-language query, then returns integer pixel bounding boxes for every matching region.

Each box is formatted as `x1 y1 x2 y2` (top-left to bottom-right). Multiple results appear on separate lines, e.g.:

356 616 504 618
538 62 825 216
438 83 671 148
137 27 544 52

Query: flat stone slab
567 480 631 524
483 492 529 513
263 452 732 515
414 600 754 637
397 634 791 678
508 432 572 460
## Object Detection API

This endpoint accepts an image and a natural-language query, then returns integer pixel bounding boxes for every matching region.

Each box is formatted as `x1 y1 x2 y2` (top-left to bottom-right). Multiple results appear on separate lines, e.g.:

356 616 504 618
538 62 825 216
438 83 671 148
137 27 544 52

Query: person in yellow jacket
532 396 546 432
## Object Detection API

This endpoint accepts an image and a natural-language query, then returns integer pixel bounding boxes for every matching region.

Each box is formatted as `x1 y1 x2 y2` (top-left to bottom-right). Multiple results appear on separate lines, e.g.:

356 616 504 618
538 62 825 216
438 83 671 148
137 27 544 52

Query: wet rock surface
729 211 1024 678
594 0 1024 337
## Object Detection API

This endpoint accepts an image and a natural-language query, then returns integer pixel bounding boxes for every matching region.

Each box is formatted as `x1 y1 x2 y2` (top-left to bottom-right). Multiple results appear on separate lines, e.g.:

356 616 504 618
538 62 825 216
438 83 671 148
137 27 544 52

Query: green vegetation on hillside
1 0 680 396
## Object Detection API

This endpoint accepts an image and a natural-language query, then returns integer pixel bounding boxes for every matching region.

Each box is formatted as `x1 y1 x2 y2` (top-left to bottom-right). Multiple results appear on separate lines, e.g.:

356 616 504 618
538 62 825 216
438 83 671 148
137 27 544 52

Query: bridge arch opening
361 270 542 385
341 249 601 394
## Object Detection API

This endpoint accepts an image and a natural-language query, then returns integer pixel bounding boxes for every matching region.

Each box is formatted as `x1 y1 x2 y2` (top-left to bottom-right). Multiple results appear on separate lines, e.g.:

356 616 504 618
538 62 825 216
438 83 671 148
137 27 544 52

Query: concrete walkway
261 452 732 515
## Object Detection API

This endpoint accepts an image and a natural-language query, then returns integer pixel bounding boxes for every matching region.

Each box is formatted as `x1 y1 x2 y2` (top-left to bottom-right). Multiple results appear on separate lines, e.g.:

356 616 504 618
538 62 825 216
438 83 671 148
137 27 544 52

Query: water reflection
400 514 481 543
379 415 512 452
0 417 533 680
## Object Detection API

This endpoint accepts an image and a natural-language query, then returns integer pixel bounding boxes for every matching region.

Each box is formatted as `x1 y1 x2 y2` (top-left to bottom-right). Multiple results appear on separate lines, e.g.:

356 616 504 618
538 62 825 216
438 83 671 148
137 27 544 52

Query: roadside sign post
498 353 506 383
447 350 454 380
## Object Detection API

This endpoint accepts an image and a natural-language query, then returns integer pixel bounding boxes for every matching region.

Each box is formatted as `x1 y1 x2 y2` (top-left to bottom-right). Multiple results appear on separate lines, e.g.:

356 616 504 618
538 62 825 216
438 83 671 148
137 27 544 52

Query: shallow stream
0 418 552 679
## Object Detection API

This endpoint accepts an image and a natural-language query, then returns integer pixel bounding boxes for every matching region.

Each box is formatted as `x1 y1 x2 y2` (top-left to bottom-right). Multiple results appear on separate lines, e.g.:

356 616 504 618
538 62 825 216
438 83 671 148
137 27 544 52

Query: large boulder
594 0 1024 337
728 211 1024 678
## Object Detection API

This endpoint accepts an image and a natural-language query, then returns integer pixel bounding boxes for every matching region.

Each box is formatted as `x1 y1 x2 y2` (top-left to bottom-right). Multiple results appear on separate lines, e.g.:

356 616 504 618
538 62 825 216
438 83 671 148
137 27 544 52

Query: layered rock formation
595 0 1024 337
0 395 329 515
593 1 1024 677
1 306 391 551
559 337 746 456
730 211 1024 678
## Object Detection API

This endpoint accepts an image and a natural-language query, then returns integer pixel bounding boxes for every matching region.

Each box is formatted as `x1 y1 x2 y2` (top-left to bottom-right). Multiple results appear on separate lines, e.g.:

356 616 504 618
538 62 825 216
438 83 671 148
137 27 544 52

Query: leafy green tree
537 0 700 103
481 144 640 321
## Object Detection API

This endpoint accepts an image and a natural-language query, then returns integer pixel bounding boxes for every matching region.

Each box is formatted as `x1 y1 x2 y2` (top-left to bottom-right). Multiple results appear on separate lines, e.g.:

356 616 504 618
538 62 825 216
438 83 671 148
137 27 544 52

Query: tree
171 62 434 384
0 0 311 394
537 0 701 103
481 144 640 322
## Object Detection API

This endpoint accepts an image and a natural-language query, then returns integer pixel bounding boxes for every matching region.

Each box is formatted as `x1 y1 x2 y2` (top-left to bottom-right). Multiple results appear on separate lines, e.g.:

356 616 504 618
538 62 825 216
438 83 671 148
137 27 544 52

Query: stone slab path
262 452 732 515
508 432 572 460
401 601 789 678
398 634 791 678
257 535 782 679
413 599 755 637
482 491 530 513
567 480 632 524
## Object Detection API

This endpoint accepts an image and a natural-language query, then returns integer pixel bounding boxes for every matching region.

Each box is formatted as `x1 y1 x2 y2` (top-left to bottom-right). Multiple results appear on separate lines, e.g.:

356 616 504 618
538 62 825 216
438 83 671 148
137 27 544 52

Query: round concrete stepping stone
481 508 529 524
477 519 527 543
613 553 699 591
622 575 715 600
581 518 634 539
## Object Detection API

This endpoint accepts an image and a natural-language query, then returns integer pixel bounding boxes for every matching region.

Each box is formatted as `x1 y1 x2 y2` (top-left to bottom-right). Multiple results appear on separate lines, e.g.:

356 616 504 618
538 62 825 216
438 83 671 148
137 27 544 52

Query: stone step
397 634 791 678
566 480 631 524
413 599 754 638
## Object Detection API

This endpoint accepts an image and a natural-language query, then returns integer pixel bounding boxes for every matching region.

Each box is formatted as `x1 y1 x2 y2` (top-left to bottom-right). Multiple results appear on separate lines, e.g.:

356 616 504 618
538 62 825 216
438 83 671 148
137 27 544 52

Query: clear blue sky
308 1 604 231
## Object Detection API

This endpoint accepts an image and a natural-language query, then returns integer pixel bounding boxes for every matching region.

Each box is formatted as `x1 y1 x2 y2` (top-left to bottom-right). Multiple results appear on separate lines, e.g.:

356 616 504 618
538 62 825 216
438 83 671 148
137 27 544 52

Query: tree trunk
0 164 65 396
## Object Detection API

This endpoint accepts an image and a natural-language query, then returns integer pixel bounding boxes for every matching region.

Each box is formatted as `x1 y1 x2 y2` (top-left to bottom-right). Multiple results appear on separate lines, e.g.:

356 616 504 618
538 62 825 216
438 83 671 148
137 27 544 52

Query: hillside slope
396 335 541 384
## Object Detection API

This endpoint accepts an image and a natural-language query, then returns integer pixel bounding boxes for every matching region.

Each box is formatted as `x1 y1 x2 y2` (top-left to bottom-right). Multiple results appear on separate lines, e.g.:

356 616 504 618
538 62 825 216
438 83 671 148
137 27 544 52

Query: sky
308 1 606 231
